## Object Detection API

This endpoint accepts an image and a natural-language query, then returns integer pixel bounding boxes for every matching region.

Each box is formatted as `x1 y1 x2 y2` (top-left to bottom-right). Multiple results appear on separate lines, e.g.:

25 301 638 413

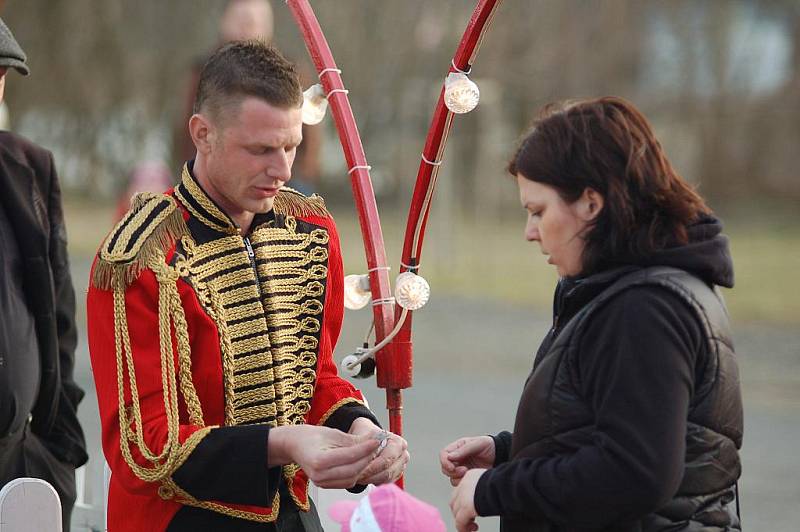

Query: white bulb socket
444 72 480 114
394 271 430 311
302 84 328 125
343 274 371 310
341 354 362 378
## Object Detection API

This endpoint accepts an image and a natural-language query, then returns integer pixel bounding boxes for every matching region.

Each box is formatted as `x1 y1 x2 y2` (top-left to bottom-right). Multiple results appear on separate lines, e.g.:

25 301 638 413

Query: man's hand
450 468 485 532
440 436 495 486
268 425 379 489
349 417 410 485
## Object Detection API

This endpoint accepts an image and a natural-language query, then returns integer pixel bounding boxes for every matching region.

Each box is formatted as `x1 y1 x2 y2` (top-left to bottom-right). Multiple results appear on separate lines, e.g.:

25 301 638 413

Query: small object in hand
374 430 389 454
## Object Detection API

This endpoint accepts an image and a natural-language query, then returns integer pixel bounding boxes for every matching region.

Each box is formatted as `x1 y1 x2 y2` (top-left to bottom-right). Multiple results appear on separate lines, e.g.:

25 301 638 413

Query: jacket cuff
474 467 498 517
322 401 380 434
171 425 280 506
491 431 512 466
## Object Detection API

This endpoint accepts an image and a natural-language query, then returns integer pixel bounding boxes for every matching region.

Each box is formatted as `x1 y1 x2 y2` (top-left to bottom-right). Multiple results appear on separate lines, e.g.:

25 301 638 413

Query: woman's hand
440 436 495 486
450 468 486 532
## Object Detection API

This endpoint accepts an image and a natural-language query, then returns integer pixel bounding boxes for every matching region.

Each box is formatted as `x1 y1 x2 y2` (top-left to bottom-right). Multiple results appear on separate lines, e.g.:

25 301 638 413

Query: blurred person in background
0 16 88 532
441 97 742 532
88 41 407 531
174 0 321 194
113 160 173 223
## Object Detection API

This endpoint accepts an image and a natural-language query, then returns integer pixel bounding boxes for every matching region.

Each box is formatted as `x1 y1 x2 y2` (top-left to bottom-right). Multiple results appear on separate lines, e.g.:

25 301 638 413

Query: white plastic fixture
301 84 328 125
343 274 371 310
444 72 480 114
340 354 362 378
394 272 430 311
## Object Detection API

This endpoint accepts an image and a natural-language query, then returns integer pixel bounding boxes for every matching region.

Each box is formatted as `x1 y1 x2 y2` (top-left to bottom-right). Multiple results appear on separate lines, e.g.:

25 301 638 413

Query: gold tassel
92 198 189 290
274 187 329 218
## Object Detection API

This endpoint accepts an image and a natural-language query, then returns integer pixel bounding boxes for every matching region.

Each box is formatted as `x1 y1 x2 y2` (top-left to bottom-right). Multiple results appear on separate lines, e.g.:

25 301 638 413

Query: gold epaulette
91 192 188 290
273 187 330 218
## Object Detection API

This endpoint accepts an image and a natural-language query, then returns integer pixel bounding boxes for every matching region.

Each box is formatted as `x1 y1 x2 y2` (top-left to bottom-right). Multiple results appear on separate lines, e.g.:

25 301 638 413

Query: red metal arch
286 0 502 450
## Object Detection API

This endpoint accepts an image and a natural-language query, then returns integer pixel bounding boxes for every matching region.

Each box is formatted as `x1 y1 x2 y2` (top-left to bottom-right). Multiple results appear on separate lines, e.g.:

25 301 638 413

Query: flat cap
0 17 29 75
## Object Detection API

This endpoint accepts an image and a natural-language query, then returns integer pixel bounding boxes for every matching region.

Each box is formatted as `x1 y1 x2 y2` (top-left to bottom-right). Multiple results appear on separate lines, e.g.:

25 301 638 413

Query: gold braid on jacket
93 185 333 521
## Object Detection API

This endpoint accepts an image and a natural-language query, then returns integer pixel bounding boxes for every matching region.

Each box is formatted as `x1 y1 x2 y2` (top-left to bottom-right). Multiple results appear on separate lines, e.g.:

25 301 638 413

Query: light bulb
394 272 430 311
302 84 328 125
343 274 371 310
444 72 480 114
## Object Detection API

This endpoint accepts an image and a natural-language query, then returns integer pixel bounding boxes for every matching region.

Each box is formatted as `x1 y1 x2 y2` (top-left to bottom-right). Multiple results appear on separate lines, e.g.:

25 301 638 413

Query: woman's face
517 174 597 278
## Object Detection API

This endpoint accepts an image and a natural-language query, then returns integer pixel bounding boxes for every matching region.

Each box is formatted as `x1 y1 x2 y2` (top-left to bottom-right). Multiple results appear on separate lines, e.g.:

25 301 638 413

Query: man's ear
189 113 215 155
577 187 604 222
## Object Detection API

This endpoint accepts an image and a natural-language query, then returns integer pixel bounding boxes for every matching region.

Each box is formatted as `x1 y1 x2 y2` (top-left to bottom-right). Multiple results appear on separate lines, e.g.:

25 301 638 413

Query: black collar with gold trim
173 162 276 244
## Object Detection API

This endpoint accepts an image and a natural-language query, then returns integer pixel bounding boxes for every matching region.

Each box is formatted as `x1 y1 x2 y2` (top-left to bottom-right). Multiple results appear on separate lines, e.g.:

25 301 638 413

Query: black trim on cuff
172 425 279 506
323 403 380 434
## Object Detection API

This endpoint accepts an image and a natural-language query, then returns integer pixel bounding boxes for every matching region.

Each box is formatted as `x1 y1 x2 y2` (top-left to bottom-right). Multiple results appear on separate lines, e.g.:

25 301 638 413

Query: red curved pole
286 0 397 389
287 2 503 471
390 0 503 397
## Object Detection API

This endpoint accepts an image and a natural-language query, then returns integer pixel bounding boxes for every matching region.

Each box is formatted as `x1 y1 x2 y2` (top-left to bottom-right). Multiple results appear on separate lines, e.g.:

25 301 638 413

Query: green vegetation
64 198 800 326
334 207 800 326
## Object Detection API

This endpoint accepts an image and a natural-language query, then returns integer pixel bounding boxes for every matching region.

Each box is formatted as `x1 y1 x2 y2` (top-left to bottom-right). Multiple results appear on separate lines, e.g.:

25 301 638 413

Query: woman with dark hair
440 97 742 532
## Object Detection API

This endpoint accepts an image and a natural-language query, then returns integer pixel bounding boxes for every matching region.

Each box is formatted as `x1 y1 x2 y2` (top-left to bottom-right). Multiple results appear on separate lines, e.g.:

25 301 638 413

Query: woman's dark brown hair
509 96 711 275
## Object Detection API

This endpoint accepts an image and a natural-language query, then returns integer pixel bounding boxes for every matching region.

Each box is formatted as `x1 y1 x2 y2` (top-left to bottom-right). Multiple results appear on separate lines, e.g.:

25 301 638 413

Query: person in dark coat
441 97 743 532
0 17 88 532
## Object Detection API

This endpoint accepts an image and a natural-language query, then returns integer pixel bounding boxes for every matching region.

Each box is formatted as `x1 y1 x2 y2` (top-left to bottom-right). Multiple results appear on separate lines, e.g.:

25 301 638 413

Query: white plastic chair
0 477 62 532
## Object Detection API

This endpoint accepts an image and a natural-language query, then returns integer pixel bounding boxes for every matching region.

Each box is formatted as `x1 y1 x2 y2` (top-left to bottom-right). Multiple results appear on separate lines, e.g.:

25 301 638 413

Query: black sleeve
171 425 282 506
474 287 703 527
44 152 88 467
323 402 380 434
491 431 512 466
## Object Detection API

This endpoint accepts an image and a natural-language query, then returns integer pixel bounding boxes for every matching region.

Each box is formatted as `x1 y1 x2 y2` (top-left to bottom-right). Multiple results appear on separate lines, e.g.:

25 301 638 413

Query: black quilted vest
506 266 743 532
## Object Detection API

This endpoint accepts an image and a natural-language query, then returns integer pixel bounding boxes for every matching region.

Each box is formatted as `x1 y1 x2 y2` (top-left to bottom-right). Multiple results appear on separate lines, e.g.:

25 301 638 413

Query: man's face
0 67 7 103
203 96 302 218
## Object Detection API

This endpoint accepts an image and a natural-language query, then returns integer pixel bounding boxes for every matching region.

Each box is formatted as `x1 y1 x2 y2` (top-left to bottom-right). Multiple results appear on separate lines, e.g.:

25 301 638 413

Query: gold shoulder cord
112 255 208 483
96 193 209 484
92 194 205 487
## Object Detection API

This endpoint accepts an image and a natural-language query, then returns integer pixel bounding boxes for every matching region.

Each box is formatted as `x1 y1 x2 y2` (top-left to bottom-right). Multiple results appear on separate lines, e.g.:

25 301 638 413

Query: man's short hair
193 40 302 122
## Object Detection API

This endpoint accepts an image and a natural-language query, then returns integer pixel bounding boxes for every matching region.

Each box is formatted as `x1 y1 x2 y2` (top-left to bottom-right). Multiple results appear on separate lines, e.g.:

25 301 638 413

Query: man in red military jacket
87 41 409 531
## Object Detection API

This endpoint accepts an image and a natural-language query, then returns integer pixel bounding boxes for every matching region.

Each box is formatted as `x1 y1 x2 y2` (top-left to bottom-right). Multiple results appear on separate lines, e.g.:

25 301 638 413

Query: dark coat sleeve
474 287 703 527
491 431 512 466
171 425 281 505
35 147 87 467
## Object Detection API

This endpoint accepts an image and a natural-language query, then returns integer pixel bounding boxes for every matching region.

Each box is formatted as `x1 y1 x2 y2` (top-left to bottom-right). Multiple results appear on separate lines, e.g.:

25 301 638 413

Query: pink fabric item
328 484 446 532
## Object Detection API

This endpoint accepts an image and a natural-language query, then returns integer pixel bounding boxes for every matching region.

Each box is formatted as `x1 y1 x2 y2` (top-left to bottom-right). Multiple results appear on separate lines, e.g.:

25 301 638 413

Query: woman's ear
577 187 604 222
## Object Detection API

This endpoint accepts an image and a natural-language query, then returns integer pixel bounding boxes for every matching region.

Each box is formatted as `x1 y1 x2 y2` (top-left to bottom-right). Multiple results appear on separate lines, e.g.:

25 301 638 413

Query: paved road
68 257 800 531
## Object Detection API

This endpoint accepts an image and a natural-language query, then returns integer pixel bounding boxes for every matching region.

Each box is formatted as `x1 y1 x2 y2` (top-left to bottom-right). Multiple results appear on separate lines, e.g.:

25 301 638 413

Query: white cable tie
326 88 349 97
371 297 396 307
367 266 391 273
319 68 342 77
348 165 372 175
451 60 472 75
400 261 419 271
421 153 443 166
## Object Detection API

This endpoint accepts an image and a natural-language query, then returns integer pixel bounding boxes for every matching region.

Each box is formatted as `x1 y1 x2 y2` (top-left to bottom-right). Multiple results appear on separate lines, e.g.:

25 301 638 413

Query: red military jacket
88 166 376 531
